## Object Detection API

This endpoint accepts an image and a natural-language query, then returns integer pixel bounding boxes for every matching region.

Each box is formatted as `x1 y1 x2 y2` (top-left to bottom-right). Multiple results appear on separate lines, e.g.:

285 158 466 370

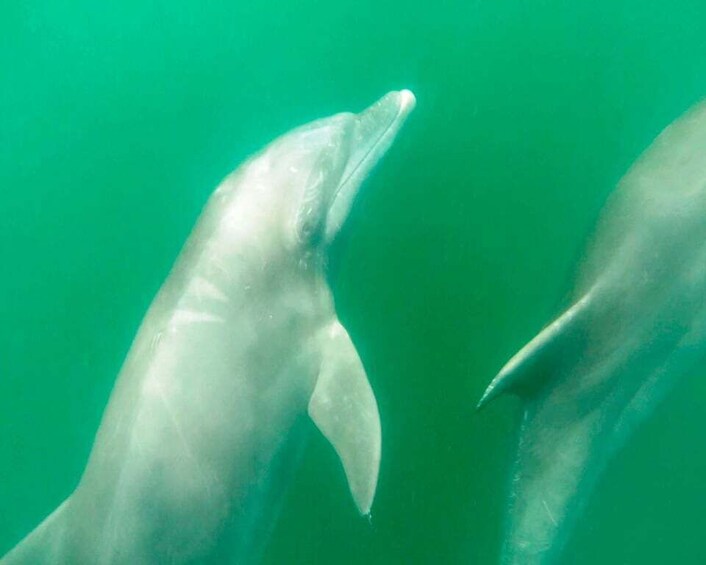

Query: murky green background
3 1 706 563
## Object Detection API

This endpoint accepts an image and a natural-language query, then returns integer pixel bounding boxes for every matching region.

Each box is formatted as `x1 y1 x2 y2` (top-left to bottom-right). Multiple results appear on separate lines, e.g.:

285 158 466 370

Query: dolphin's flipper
308 320 381 516
477 291 594 410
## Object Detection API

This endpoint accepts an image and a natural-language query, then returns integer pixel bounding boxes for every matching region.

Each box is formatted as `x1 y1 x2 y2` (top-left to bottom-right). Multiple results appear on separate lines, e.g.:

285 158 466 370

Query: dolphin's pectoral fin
308 320 381 516
478 291 595 410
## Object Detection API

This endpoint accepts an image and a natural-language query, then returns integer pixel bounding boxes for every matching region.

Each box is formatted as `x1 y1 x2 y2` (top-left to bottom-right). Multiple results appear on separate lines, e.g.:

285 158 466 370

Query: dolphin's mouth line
328 100 407 212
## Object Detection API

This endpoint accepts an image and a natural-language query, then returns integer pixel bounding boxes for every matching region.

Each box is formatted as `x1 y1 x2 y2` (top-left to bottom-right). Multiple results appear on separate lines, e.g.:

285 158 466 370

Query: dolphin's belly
65 295 316 562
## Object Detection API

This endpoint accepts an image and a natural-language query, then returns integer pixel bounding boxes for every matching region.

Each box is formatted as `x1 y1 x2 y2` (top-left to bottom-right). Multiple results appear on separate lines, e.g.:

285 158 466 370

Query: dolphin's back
580 100 706 290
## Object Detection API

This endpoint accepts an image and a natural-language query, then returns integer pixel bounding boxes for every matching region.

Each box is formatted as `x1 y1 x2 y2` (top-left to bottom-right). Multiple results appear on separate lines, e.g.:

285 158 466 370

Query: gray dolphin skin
479 99 706 564
2 89 416 564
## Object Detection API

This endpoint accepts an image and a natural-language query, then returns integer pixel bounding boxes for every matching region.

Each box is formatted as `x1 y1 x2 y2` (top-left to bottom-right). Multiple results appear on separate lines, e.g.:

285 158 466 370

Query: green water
3 1 706 563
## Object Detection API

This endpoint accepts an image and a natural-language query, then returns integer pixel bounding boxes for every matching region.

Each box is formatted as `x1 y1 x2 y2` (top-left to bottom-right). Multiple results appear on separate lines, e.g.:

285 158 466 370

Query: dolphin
1 89 416 564
478 99 706 564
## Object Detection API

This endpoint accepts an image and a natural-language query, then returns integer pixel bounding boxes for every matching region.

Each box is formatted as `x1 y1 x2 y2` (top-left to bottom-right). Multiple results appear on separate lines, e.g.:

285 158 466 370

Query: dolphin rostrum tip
398 89 416 111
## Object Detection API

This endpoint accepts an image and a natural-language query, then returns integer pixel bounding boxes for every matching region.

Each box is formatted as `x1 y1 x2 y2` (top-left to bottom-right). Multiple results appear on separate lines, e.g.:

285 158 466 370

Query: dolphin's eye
296 205 323 243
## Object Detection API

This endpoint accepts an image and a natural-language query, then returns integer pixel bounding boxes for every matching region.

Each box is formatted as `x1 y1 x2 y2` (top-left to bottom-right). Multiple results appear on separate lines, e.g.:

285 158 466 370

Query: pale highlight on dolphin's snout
398 89 417 112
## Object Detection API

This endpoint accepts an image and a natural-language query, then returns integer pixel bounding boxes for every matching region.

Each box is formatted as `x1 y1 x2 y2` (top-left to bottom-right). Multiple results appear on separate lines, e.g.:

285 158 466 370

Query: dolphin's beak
324 89 416 243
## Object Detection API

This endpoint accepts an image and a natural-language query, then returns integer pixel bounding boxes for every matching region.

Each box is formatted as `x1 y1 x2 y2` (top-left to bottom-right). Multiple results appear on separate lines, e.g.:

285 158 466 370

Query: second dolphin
479 99 706 564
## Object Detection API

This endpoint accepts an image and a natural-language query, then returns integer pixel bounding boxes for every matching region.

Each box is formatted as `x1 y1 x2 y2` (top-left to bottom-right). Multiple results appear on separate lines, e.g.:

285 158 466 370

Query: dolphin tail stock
307 320 381 516
1 499 69 564
477 290 595 411
498 400 607 565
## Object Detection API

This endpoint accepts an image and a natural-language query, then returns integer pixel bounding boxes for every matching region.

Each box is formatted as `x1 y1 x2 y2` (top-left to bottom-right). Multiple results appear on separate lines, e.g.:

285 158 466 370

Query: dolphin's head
240 90 415 256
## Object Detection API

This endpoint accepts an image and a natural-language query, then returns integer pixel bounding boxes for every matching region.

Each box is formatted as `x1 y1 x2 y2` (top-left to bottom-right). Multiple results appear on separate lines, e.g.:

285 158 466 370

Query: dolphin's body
2 90 415 564
479 100 706 564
